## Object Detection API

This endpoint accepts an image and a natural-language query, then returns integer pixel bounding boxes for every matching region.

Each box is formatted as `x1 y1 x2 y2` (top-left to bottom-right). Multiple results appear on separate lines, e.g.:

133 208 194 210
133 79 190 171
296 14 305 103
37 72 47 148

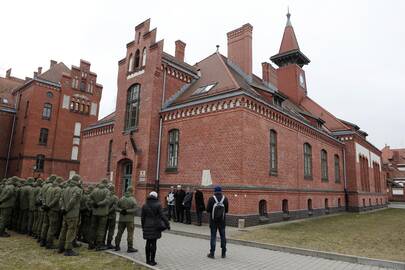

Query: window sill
122 128 138 135
321 178 329 182
269 171 278 176
38 143 47 146
42 117 51 121
304 176 313 180
165 167 178 174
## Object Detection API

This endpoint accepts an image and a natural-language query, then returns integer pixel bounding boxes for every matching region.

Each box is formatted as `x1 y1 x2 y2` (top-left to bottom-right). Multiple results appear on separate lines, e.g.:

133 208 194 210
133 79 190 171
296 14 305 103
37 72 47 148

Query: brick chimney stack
175 40 186 62
50 60 57 68
227 23 253 76
261 62 278 87
6 68 11 78
38 67 42 75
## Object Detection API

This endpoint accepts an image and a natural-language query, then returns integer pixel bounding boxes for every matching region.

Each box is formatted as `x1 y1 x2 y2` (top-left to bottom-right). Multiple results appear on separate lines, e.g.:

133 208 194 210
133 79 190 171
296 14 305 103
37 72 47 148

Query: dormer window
193 83 216 95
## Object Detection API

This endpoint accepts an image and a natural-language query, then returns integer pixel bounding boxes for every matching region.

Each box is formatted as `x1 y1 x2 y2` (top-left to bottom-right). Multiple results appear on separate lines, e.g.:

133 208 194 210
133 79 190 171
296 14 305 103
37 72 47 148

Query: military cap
70 174 81 182
100 178 109 185
108 185 115 192
87 185 94 192
26 177 35 185
47 174 57 183
55 176 63 184
127 187 134 193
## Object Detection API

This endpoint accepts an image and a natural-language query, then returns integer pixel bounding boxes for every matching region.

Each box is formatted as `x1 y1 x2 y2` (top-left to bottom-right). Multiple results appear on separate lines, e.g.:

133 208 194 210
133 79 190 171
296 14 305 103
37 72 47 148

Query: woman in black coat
194 189 206 226
141 191 170 266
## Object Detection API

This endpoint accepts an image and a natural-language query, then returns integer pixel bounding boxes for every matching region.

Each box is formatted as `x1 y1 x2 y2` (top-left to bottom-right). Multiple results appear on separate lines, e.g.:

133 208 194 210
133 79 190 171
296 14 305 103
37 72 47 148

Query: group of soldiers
0 174 138 256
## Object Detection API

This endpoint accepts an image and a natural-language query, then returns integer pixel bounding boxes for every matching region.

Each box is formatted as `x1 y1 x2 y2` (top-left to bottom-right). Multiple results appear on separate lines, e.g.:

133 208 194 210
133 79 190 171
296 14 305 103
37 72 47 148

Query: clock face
299 72 305 88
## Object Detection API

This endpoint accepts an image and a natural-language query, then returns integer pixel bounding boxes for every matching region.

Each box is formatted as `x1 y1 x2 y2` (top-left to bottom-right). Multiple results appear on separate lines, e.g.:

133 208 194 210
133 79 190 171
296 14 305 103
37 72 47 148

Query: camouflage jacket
90 186 110 216
0 183 16 208
116 193 138 223
60 183 82 219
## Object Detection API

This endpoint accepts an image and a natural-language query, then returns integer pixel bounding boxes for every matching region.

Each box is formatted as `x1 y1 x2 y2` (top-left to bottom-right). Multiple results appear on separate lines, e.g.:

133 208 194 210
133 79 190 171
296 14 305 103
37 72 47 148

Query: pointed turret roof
270 11 310 68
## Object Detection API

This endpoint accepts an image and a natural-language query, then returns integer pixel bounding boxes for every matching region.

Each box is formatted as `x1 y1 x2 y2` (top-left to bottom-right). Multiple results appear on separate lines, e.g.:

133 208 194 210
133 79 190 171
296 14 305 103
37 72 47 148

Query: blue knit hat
214 185 222 192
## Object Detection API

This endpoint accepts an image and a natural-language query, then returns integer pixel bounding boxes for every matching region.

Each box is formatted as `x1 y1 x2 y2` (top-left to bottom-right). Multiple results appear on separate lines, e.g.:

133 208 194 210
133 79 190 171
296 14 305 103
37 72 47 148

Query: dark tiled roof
162 52 198 74
38 62 70 84
84 111 116 131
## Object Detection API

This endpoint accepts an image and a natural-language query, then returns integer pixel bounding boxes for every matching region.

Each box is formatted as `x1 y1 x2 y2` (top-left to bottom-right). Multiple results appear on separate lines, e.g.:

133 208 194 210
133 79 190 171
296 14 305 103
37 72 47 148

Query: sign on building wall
201 170 212 186
139 170 146 182
392 188 404 195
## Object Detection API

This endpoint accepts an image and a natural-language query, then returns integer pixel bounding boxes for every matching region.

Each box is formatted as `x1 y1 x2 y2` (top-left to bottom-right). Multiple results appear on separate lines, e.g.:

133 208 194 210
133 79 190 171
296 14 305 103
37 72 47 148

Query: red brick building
382 145 405 201
80 15 387 225
1 60 102 180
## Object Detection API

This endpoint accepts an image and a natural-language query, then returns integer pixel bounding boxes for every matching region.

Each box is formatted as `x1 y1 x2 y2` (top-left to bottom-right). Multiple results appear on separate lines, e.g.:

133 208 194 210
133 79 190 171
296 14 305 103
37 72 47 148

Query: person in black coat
206 185 229 259
174 185 185 223
194 188 205 226
182 187 193 224
141 191 170 266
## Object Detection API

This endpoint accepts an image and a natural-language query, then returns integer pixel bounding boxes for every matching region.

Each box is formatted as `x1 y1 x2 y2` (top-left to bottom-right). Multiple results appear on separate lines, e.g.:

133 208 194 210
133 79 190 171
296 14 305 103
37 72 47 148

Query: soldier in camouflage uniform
89 179 111 251
78 185 93 243
37 175 56 244
28 178 42 238
43 176 63 249
0 178 16 237
114 186 138 253
12 178 21 231
104 185 118 249
58 175 83 256
26 178 37 235
19 178 32 234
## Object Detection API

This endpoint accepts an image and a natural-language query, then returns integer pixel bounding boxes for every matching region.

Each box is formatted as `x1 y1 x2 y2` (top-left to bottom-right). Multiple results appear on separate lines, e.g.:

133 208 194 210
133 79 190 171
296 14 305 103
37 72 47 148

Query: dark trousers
90 215 108 247
104 217 116 245
209 223 226 255
145 239 157 263
167 205 176 221
176 206 184 223
196 211 203 225
184 207 191 224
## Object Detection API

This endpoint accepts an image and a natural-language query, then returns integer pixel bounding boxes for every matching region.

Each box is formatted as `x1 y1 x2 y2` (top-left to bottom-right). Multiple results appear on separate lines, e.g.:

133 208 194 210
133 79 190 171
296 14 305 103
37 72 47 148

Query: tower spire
286 7 292 26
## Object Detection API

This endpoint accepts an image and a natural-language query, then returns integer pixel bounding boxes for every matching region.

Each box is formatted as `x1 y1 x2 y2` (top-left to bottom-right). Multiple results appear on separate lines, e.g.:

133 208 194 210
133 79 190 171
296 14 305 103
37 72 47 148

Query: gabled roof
38 62 70 84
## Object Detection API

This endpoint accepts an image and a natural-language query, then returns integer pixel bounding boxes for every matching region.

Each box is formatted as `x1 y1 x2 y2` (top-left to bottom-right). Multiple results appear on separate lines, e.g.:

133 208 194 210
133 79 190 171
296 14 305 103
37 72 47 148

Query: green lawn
234 208 405 262
0 232 148 270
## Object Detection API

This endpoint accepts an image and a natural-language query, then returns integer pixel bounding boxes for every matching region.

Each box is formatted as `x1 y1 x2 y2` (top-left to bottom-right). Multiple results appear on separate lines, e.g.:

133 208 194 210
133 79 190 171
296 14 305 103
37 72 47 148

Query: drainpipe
343 147 349 211
4 94 18 177
155 64 167 194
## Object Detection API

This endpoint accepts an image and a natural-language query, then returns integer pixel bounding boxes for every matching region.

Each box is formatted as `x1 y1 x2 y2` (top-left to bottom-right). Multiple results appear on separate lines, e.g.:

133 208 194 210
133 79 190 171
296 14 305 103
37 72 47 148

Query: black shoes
207 253 215 259
0 232 10 237
64 249 79 256
106 243 114 249
127 247 138 253
114 246 121 251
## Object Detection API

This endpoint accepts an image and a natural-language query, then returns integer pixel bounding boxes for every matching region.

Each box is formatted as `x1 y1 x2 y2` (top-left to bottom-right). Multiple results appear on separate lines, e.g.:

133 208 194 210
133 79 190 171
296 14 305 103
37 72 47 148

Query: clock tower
271 11 310 105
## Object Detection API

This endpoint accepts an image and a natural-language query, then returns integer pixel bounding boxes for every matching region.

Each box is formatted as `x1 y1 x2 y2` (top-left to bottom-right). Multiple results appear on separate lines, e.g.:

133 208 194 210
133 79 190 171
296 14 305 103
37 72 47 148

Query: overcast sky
1 0 404 149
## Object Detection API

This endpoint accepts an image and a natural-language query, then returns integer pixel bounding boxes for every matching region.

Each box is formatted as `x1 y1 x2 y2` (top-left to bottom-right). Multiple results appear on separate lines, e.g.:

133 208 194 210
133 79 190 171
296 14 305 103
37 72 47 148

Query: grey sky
1 0 404 149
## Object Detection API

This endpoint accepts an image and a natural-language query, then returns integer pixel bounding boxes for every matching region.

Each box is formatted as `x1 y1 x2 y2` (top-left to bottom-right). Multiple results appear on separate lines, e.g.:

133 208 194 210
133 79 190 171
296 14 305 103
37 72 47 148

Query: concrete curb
135 225 405 270
106 250 159 270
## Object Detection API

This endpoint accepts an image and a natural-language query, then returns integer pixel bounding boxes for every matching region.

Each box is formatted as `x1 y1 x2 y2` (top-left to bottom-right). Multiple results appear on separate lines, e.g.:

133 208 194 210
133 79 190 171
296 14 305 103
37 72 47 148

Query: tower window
42 103 52 120
39 128 49 145
167 129 179 169
36 155 45 172
142 47 147 66
124 84 140 130
134 49 140 69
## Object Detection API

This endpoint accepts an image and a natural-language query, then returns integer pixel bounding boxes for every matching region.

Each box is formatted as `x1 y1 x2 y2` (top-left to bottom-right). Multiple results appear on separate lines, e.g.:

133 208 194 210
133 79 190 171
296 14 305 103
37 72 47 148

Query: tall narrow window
24 101 29 118
325 198 329 210
42 103 52 120
308 199 313 212
167 129 179 170
124 84 140 130
128 53 134 72
334 155 340 183
36 155 45 172
142 47 147 66
134 49 140 68
269 129 277 175
321 149 328 181
107 140 113 173
74 122 81 137
71 146 79 160
282 199 289 214
39 128 49 145
304 143 312 179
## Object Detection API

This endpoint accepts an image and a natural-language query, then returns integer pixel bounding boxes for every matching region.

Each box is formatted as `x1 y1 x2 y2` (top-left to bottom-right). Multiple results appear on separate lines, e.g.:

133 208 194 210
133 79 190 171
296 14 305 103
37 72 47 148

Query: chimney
6 68 11 78
227 23 253 76
34 71 38 78
262 62 278 87
38 67 42 75
175 40 186 62
50 60 57 68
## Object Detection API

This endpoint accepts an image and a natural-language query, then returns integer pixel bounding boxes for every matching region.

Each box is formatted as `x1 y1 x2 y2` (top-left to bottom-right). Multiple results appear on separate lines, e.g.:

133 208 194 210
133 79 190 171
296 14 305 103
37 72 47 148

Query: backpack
212 195 225 222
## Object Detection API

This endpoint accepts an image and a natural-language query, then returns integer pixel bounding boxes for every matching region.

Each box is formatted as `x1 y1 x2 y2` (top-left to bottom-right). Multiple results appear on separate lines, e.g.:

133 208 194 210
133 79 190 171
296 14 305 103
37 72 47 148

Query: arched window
124 84 140 130
334 155 340 183
42 103 52 120
321 149 328 181
282 199 289 214
36 154 45 172
269 129 277 174
134 49 140 68
71 145 79 160
303 143 312 178
167 129 179 170
128 53 134 72
142 47 147 66
259 200 267 217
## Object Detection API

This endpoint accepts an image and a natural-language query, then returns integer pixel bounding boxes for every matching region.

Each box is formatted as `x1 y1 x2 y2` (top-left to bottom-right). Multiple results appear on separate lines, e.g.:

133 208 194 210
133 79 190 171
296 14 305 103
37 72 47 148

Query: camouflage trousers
78 212 91 243
0 208 13 234
58 216 79 250
18 209 29 233
27 210 34 234
90 215 108 247
46 210 60 245
114 222 135 248
104 217 116 245
36 211 44 236
41 211 50 240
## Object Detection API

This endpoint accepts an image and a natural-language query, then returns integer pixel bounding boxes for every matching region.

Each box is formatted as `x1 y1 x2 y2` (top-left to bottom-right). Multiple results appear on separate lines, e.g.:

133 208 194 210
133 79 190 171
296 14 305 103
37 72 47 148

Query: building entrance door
122 161 133 195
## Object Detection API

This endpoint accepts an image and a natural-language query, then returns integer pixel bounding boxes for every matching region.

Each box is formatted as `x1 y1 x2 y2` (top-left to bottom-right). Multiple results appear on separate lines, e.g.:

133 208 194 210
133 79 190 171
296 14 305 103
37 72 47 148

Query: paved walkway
111 219 391 270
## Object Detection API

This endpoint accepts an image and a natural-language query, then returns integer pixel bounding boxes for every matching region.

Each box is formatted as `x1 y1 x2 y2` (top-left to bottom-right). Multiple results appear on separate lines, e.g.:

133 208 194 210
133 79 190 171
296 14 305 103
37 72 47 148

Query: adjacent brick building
79 15 387 226
382 145 405 201
1 60 102 180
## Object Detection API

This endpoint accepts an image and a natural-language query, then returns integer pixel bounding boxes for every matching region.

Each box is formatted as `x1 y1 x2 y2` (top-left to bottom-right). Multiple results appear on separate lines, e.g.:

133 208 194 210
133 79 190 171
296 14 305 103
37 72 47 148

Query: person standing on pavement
206 185 228 259
141 191 170 266
182 187 193 224
194 188 205 226
114 186 138 253
175 185 185 223
166 186 176 221
0 178 16 237
105 185 118 249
